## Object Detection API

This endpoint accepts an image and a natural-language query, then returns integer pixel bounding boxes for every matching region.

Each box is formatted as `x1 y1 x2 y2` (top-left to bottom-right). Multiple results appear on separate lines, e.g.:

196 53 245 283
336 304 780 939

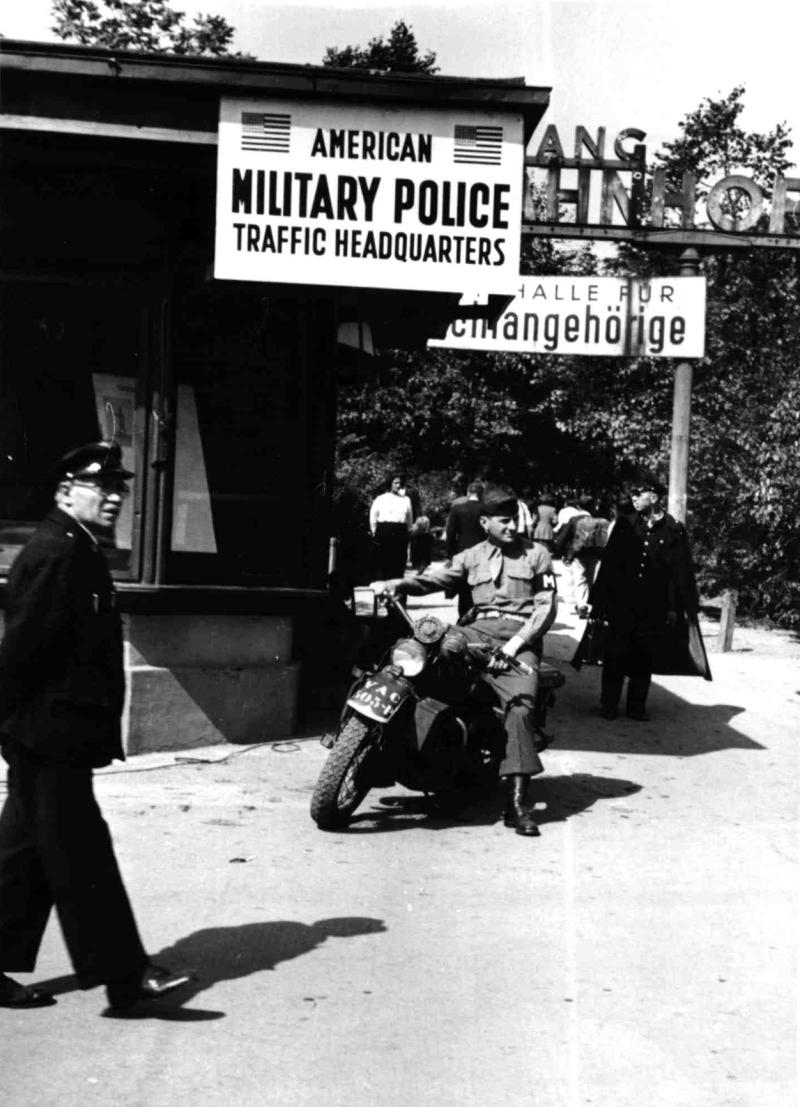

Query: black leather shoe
626 709 650 721
600 707 617 719
106 964 194 1010
0 973 56 1008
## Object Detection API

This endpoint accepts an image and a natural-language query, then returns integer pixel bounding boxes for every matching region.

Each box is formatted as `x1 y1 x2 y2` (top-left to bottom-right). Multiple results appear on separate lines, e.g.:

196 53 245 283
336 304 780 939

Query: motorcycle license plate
347 673 408 724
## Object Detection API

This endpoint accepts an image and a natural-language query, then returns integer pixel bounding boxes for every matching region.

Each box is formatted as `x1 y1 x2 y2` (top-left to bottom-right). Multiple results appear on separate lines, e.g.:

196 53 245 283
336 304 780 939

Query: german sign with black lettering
214 98 524 292
429 276 706 357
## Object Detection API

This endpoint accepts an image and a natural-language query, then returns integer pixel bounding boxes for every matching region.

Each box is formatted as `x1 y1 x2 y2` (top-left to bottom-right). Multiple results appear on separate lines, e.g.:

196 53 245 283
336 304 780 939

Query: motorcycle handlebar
376 592 534 675
467 642 534 676
377 589 417 632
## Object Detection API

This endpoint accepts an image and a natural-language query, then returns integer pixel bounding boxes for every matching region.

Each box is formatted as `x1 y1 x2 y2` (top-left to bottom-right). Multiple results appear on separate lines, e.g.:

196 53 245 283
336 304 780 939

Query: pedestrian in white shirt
369 476 413 579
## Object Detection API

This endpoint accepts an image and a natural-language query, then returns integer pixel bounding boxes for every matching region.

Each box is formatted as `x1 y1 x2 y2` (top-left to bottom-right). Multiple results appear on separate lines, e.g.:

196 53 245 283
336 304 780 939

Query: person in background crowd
409 514 434 573
0 441 193 1012
554 495 609 618
532 494 558 551
369 475 413 580
581 472 711 720
553 496 582 538
400 481 422 523
372 486 558 838
607 490 636 538
445 480 485 617
516 492 533 540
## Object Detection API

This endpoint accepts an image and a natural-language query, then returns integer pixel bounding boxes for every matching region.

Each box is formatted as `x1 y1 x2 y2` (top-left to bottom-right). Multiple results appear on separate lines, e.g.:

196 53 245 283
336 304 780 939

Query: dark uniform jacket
0 508 126 766
578 512 711 679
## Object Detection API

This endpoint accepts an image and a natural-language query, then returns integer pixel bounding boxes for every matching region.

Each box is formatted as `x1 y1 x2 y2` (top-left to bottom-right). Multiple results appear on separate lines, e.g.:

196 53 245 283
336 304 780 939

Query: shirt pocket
466 566 495 604
505 560 535 600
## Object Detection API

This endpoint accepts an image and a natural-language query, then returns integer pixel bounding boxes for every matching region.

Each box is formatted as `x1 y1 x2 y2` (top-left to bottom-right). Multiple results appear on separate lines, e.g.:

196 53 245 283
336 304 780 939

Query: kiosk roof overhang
0 39 550 147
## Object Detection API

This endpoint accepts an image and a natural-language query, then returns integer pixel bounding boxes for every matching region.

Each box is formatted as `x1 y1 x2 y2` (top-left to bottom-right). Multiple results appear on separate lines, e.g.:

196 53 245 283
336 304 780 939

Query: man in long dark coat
0 441 192 1011
582 474 711 720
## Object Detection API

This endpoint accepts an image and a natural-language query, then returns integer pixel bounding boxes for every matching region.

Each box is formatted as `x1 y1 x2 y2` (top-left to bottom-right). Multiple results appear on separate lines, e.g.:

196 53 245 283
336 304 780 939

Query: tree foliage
655 84 793 198
322 19 438 74
51 0 236 55
562 89 800 625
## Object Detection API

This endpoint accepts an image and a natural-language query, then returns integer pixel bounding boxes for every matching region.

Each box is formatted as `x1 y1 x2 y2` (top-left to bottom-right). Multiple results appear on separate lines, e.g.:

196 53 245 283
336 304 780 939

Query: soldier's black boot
503 774 540 837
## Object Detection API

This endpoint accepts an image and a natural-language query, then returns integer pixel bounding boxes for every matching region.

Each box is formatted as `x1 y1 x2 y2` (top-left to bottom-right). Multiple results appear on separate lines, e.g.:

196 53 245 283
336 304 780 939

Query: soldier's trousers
459 620 544 777
0 744 148 987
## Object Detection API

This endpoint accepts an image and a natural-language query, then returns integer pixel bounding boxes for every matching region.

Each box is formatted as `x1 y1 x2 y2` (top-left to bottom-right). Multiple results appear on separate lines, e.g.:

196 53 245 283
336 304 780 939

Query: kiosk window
0 283 144 575
169 287 311 586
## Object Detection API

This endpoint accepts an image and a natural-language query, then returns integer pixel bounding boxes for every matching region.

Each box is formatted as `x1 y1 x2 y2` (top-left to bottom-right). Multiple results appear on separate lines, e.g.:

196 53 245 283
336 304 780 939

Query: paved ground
1 579 797 1107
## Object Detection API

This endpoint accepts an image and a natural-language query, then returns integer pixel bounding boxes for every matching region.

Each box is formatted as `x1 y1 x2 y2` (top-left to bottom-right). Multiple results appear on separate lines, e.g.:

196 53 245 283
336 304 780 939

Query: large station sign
214 98 524 292
429 276 707 358
524 126 800 249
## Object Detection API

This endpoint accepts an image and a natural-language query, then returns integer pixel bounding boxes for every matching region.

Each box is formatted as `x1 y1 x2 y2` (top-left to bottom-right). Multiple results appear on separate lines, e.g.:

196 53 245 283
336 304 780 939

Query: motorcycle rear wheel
310 715 380 830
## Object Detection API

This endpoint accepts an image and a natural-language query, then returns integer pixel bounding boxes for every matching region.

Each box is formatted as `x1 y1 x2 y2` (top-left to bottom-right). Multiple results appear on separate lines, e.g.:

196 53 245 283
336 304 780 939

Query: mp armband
533 571 557 592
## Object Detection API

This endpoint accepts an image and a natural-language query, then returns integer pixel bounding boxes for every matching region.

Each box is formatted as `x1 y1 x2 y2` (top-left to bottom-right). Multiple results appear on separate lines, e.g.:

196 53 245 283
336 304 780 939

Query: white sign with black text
429 276 707 357
214 97 524 292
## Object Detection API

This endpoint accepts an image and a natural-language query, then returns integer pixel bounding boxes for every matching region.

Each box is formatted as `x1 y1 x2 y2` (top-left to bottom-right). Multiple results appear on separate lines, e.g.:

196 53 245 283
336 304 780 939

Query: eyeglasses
70 479 131 498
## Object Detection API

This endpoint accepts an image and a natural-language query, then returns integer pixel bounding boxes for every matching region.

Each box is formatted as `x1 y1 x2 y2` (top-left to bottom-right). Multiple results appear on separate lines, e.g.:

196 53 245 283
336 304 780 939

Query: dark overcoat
0 507 126 767
574 512 711 679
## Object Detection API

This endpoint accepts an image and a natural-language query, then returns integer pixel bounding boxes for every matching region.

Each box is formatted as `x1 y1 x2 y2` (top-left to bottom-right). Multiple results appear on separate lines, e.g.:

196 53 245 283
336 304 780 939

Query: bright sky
2 0 796 166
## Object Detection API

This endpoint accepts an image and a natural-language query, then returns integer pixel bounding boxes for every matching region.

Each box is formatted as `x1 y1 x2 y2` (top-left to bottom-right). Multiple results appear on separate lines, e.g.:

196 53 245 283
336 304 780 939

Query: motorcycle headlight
390 638 427 677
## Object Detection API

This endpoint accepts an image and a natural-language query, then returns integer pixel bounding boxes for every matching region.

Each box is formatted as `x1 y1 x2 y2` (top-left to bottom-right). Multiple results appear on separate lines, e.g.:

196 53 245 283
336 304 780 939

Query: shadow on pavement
530 772 642 825
39 917 386 1016
544 654 764 757
149 916 386 1004
343 771 641 834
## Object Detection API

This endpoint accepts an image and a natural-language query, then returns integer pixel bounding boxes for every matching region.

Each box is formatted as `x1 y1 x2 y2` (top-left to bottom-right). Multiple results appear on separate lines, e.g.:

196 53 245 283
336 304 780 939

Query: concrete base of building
122 612 300 755
123 661 301 754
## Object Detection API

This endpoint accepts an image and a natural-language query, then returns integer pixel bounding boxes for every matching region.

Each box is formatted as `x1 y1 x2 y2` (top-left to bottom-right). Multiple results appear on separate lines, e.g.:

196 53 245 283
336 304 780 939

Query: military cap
56 441 134 482
480 485 519 517
627 468 667 497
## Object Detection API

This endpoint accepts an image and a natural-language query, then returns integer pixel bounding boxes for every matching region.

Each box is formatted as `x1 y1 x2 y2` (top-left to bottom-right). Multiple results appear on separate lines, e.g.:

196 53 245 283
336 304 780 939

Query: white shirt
554 505 581 534
517 500 533 535
370 491 413 533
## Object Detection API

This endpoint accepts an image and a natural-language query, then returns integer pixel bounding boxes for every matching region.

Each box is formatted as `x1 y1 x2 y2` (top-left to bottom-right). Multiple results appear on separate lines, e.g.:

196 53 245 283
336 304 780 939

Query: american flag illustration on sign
453 124 503 165
240 112 291 153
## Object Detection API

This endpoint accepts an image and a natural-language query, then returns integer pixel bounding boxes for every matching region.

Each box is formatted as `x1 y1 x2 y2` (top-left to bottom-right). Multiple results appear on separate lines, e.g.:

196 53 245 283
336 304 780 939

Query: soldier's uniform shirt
402 538 557 647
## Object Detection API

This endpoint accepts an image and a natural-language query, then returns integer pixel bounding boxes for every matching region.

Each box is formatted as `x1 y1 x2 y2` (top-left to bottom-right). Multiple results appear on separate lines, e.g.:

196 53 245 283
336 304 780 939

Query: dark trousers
372 522 409 580
459 620 544 777
0 745 147 987
600 621 655 714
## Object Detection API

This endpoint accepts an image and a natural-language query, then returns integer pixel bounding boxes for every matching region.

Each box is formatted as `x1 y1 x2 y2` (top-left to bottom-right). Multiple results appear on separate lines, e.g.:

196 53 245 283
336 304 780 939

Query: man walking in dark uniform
586 473 711 720
374 486 558 837
0 441 192 1011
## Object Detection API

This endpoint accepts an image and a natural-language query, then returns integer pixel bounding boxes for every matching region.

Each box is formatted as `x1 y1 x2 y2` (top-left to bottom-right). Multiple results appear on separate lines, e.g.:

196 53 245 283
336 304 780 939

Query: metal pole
716 589 737 652
667 247 701 523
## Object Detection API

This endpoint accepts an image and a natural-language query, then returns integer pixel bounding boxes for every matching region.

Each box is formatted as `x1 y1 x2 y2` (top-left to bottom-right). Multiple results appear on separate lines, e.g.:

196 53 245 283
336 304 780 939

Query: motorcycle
310 593 565 830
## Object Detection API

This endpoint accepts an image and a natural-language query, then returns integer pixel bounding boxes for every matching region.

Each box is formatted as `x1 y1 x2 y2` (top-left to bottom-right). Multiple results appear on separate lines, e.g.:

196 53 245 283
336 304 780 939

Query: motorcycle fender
347 671 411 725
414 697 456 751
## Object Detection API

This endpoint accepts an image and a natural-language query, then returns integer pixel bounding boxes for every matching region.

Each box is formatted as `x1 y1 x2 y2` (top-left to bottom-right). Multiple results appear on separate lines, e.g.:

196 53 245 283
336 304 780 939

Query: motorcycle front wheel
310 715 381 830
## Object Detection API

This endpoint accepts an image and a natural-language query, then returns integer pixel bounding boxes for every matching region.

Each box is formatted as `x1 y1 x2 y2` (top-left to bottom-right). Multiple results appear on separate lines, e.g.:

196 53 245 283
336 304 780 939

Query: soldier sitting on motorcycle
373 485 557 837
